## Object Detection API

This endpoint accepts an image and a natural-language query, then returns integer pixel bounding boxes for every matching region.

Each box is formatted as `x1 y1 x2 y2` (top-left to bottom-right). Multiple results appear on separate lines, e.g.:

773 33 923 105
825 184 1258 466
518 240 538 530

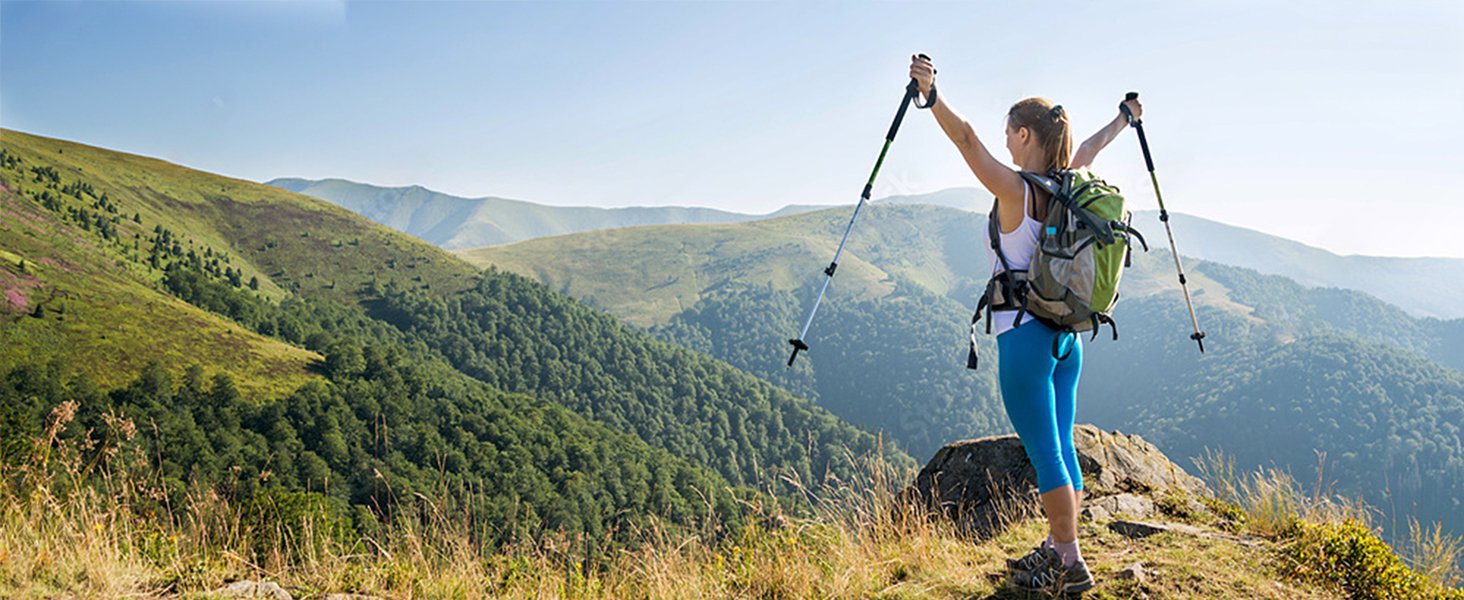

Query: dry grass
1192 448 1375 536
1194 448 1463 599
1 408 1436 598
1405 518 1464 591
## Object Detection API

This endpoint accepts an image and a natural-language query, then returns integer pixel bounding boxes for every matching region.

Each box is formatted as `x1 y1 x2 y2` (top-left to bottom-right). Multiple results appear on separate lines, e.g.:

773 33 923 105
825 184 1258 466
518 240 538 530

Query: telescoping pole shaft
787 56 935 367
1121 92 1207 353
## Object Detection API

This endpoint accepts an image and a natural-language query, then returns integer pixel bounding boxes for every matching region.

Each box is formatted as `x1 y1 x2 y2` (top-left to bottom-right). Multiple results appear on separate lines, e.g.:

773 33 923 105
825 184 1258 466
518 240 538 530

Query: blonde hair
1007 97 1072 173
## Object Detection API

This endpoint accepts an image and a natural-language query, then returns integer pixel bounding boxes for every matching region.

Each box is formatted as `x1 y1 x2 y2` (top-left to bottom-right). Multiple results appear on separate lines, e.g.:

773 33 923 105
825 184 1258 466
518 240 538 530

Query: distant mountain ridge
274 178 1464 318
267 177 819 249
1134 210 1464 320
878 187 1464 319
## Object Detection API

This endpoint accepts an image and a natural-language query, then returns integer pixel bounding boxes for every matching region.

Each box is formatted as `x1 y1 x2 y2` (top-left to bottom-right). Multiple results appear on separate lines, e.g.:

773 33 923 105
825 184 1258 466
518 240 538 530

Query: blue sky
3 1 1462 257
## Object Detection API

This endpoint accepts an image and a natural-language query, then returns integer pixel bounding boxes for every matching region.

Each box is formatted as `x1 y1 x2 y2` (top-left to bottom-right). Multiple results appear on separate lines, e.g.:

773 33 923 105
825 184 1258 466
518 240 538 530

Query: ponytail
1007 97 1073 173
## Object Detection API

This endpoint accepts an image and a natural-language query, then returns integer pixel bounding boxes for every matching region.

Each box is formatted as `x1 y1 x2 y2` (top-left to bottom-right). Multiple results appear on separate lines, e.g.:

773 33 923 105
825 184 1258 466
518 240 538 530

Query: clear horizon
3 1 1461 258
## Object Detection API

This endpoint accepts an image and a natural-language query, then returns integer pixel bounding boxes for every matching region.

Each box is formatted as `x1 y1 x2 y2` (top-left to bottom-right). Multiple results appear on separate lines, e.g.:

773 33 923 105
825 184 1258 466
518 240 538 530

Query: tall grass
2 403 1015 598
1193 448 1463 598
1405 518 1463 591
9 406 1459 598
1192 447 1372 536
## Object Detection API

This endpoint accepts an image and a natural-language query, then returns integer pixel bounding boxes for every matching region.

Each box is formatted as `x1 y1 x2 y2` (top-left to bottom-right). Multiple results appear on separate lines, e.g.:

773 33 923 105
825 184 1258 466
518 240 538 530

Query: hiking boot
1005 544 1059 573
1011 557 1094 594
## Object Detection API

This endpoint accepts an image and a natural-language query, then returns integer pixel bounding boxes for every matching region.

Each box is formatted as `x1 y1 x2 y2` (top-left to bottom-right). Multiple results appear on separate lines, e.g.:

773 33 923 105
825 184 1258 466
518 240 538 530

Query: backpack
966 169 1148 368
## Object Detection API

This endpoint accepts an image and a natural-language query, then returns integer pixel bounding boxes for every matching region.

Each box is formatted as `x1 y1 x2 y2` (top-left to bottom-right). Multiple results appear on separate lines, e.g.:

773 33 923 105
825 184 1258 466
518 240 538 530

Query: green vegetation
1196 450 1463 599
0 135 319 398
1285 518 1457 600
366 272 912 490
1 129 910 564
1084 293 1464 544
652 283 1003 459
456 203 985 327
1 353 741 552
0 144 758 542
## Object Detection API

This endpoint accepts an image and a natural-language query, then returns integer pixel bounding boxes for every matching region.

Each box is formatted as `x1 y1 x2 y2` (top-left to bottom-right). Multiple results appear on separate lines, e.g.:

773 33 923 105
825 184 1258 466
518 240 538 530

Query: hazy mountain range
266 177 815 250
274 178 1464 320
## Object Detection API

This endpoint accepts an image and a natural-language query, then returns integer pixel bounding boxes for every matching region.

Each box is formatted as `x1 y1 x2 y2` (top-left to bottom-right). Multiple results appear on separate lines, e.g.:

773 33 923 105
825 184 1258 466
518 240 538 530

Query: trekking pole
787 54 937 367
1121 92 1206 353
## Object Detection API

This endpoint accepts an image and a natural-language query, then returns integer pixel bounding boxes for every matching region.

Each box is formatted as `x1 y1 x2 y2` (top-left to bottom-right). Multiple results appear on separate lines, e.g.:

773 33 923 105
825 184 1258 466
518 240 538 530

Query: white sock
1042 533 1055 550
1054 538 1081 567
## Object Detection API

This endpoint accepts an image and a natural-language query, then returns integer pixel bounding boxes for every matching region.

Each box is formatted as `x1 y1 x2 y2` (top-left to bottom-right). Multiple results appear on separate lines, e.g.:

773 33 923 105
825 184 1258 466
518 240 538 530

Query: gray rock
1110 520 1169 539
207 580 292 600
1089 493 1155 519
1109 519 1206 539
901 425 1209 537
1082 503 1112 522
1118 562 1147 583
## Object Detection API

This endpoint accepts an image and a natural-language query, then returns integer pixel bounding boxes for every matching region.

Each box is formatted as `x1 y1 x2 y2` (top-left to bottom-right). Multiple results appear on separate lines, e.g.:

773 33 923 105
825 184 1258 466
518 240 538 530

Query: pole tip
787 339 809 367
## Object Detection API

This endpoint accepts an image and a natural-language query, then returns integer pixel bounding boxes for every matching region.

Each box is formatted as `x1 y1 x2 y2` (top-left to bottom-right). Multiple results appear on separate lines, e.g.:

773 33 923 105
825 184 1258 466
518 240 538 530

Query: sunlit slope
0 132 338 397
2 130 478 303
454 204 990 328
1 129 911 493
0 129 486 395
454 203 1242 327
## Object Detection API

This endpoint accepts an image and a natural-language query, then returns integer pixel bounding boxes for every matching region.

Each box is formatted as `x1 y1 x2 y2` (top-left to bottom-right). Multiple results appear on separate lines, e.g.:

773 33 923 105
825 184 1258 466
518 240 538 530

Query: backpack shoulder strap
987 199 1016 275
1018 171 1061 198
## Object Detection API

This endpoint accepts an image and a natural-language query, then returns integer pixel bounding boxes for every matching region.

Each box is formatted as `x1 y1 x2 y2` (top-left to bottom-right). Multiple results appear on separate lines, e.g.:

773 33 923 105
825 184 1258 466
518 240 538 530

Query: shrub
1283 518 1436 600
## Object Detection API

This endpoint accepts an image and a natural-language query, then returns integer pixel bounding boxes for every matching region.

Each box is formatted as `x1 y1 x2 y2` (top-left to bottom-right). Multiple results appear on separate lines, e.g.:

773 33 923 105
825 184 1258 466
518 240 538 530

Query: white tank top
985 181 1042 336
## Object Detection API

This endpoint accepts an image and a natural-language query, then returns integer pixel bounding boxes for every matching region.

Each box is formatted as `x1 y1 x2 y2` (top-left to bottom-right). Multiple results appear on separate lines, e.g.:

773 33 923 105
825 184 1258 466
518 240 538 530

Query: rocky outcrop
205 580 292 599
902 424 1209 537
203 581 382 600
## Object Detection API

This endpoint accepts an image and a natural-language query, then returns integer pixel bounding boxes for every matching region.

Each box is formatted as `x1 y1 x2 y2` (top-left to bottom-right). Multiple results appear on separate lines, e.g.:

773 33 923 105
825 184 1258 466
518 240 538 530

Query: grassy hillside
1 130 910 530
1 134 322 398
268 177 816 250
456 205 997 327
0 130 770 564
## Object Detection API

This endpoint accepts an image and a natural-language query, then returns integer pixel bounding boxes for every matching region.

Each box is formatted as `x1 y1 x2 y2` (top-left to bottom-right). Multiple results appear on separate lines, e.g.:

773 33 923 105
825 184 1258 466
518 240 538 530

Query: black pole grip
1135 122 1156 172
889 84 916 141
1120 91 1140 127
1124 92 1156 172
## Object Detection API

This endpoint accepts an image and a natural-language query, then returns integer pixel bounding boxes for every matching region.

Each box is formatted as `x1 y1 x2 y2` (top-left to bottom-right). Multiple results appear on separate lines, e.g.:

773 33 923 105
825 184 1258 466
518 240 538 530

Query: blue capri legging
997 319 1084 494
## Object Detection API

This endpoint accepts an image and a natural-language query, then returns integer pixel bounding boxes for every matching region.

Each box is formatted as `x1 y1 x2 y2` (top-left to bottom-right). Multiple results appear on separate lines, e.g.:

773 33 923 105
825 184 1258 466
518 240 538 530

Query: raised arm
1071 96 1143 170
909 55 1024 214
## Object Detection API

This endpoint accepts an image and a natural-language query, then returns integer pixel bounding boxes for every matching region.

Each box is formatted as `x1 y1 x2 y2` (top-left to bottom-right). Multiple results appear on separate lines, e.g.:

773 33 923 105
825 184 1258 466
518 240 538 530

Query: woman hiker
908 54 1141 594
